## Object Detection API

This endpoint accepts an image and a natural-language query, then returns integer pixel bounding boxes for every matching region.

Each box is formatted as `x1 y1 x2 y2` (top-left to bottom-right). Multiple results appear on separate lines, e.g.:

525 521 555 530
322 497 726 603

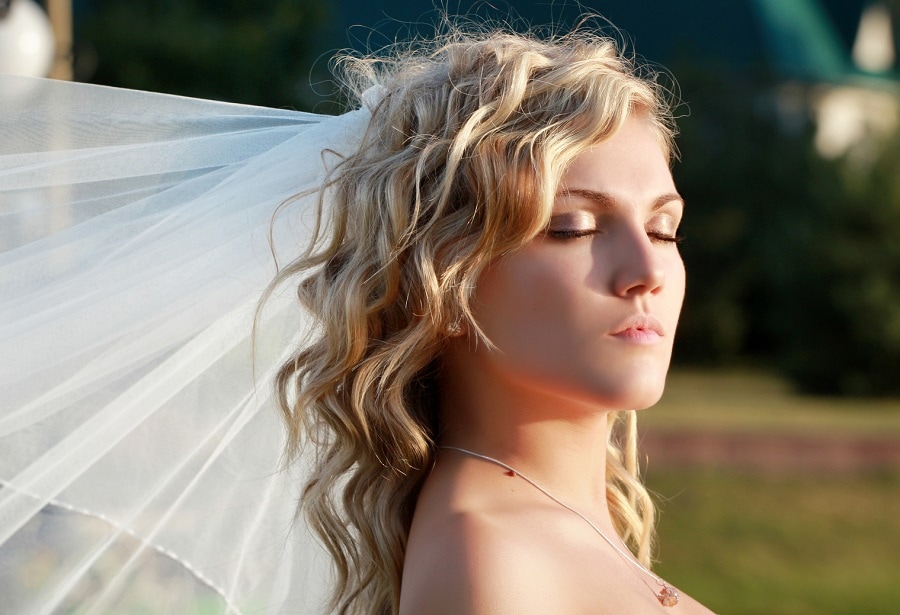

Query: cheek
667 255 687 315
473 253 583 358
475 260 543 334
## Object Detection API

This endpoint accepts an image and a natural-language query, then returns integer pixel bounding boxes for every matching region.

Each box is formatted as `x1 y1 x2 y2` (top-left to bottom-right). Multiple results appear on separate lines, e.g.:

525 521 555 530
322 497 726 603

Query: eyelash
545 229 596 240
650 231 685 244
545 229 685 244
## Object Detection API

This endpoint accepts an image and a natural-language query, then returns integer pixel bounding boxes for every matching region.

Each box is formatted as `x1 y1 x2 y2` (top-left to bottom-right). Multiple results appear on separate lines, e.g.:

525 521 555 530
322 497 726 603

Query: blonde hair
271 27 675 615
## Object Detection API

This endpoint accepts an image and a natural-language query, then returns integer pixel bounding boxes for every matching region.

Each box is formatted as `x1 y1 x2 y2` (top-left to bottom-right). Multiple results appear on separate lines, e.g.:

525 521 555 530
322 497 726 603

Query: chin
589 369 670 411
628 389 666 411
602 389 665 412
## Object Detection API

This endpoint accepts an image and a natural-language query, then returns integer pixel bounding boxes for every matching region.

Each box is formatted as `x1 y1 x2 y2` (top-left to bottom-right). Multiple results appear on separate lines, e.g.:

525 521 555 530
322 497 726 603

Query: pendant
657 585 679 607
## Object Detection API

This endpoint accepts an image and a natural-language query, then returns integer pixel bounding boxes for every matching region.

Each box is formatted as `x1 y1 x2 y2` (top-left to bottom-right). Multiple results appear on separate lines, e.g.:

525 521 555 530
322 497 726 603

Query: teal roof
753 0 853 80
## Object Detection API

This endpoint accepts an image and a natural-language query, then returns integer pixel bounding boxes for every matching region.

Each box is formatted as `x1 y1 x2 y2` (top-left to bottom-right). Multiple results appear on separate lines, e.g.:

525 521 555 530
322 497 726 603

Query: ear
446 318 467 338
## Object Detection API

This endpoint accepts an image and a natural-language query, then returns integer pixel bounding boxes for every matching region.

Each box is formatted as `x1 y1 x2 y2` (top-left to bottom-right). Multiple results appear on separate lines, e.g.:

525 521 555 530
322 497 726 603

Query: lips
609 314 664 343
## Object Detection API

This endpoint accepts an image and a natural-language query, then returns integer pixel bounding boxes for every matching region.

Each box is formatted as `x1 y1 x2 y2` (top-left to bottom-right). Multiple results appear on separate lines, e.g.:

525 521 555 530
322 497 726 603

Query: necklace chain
440 446 680 608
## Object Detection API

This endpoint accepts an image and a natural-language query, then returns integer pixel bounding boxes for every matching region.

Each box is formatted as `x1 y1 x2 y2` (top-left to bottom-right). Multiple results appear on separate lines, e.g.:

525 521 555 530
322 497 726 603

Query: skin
398 115 714 614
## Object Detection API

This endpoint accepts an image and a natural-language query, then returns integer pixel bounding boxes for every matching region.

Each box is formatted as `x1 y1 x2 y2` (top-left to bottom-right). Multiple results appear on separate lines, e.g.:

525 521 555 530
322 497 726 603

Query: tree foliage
774 133 900 394
79 0 334 111
673 68 900 395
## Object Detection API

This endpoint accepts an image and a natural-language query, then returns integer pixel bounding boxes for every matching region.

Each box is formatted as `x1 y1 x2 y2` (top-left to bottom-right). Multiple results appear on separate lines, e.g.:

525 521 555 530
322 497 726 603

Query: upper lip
610 313 664 336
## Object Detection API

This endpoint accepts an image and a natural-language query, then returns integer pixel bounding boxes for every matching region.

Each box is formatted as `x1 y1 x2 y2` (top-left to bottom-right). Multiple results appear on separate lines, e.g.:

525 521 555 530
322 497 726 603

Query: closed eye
648 231 685 244
544 228 598 240
546 229 683 243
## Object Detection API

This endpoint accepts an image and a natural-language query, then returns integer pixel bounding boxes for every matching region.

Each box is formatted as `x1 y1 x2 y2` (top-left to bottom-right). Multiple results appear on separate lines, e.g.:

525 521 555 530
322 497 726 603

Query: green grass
637 369 900 613
644 368 900 436
648 468 900 615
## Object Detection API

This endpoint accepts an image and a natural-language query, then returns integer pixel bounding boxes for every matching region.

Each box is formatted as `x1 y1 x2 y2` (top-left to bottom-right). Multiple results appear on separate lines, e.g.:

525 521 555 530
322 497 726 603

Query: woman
0 25 710 615
272 29 713 614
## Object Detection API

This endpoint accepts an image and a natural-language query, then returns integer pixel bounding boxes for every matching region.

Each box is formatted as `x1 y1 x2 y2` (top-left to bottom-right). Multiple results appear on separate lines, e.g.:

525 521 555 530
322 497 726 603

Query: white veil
0 74 372 613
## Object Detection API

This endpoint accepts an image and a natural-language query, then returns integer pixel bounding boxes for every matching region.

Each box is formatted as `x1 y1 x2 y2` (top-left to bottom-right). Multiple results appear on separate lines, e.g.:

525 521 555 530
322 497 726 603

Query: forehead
558 115 675 208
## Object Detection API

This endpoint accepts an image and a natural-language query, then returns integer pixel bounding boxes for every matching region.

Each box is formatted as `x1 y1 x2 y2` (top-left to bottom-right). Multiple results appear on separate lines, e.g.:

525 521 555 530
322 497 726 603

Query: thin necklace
441 446 680 608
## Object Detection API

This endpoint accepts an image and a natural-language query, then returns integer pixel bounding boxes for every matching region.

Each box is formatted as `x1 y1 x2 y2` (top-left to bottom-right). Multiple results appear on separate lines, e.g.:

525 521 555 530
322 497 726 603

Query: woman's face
466 114 685 412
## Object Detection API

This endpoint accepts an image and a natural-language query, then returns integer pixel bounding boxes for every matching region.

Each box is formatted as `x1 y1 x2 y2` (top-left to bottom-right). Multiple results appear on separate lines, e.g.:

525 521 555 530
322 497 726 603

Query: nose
610 229 665 297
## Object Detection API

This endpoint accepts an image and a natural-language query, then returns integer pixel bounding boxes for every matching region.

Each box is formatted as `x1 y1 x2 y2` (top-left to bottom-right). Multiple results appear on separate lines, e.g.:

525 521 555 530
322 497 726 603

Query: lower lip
611 328 662 344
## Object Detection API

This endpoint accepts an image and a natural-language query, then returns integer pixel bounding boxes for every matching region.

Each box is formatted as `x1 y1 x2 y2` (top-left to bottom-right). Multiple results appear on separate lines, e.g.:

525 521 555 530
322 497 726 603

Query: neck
437 352 616 521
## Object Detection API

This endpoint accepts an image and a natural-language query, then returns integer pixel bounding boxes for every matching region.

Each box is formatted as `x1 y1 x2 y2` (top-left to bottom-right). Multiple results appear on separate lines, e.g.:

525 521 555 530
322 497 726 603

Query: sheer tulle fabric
0 74 369 613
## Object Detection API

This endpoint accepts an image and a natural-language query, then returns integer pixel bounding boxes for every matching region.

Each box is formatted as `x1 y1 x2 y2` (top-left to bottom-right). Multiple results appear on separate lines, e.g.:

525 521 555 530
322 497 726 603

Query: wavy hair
270 27 676 615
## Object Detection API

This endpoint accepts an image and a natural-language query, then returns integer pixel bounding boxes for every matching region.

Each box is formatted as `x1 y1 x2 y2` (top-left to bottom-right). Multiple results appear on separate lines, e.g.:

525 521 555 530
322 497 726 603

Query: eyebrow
557 188 685 211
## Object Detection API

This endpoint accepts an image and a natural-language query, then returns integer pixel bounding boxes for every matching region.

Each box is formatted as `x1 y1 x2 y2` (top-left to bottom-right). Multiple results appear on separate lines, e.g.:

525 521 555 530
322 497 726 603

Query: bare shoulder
398 456 718 615
399 507 716 615
399 506 572 615
399 455 584 614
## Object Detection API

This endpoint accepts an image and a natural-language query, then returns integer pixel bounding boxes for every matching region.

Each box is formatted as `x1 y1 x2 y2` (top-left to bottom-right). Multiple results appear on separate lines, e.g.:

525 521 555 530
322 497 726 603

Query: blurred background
2 0 899 613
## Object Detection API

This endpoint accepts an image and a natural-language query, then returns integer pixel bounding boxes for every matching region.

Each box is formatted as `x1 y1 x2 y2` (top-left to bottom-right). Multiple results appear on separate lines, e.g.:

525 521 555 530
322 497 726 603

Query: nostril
613 252 665 297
